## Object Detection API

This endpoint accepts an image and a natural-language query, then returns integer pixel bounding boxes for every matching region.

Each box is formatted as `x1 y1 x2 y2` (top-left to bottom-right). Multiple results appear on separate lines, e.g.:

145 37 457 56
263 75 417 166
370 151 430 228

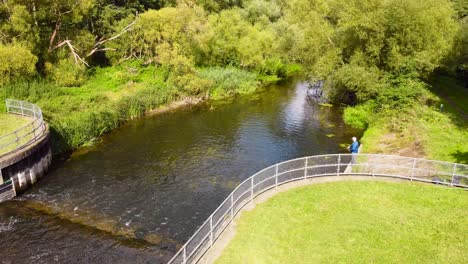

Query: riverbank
0 64 297 157
348 74 467 164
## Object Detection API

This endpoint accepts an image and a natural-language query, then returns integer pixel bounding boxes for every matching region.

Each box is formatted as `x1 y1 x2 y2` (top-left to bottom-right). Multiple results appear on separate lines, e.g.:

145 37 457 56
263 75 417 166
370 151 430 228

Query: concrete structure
0 100 51 203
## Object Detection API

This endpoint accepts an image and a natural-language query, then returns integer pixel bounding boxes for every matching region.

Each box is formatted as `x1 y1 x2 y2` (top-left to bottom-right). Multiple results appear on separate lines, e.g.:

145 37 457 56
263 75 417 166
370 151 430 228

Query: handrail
168 154 468 264
0 99 46 157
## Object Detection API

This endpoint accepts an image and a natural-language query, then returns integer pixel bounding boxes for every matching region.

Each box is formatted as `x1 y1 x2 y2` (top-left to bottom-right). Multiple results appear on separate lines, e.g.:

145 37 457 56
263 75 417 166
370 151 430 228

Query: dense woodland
0 0 467 160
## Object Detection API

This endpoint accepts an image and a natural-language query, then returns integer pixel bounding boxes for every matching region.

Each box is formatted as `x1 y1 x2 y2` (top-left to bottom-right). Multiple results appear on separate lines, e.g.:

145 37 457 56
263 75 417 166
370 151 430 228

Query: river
0 79 360 263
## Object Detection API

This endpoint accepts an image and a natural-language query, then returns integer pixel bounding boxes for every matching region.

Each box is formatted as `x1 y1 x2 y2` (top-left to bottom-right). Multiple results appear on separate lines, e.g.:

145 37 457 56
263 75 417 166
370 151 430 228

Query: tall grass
198 67 259 99
0 63 275 155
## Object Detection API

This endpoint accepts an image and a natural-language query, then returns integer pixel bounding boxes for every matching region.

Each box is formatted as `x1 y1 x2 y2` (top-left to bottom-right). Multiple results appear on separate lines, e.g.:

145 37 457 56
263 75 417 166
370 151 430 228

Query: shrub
0 44 37 85
49 59 87 87
343 102 375 129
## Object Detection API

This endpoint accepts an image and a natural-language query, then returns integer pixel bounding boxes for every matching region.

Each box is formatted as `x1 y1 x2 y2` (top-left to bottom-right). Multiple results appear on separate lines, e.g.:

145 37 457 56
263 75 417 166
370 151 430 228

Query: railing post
183 247 187 264
410 158 417 181
304 158 308 180
210 217 213 247
275 164 278 189
14 131 19 147
250 177 254 201
337 154 341 176
20 101 24 115
230 195 234 220
31 123 36 140
451 163 457 186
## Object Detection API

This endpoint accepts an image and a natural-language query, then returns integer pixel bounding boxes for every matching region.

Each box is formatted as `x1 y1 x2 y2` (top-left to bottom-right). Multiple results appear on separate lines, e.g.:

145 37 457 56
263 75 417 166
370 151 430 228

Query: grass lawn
216 181 468 264
0 113 34 155
0 113 31 135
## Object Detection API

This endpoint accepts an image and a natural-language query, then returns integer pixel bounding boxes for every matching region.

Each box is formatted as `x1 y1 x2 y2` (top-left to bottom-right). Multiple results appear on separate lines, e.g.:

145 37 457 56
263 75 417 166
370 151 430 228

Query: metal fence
168 154 468 264
0 99 46 157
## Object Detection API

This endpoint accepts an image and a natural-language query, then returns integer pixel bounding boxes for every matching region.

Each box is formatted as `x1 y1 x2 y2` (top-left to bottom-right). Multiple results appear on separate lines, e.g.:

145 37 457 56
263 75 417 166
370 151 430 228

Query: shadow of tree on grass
451 151 468 164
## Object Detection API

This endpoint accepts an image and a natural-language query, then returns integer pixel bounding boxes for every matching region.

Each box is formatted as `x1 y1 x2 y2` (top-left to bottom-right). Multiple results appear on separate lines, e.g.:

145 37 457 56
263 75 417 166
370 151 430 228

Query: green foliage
343 102 375 129
198 67 259 99
451 0 468 19
327 62 385 103
286 0 459 109
109 6 206 68
48 59 88 87
242 0 283 23
0 0 465 159
0 44 37 85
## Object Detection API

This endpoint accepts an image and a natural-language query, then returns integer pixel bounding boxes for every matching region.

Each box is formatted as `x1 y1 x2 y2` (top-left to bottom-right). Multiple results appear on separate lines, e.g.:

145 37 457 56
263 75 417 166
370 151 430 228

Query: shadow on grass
451 151 468 164
427 72 468 127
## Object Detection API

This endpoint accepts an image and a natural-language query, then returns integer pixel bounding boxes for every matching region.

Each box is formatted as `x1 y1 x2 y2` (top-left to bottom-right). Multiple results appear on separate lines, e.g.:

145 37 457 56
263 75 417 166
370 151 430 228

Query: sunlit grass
216 181 468 264
0 113 31 135
360 74 468 163
0 113 34 155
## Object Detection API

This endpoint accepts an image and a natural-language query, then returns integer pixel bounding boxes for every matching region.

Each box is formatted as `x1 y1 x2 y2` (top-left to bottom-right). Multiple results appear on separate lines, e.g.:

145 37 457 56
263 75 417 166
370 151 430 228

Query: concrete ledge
0 126 50 168
0 127 52 200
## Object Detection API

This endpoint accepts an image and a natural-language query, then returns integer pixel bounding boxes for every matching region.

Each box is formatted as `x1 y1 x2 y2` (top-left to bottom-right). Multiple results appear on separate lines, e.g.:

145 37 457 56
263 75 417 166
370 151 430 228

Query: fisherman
347 137 360 164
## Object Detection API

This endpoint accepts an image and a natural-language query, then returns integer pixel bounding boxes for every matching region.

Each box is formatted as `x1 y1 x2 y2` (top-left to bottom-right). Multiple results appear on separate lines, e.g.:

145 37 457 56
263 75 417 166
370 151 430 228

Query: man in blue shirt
347 137 360 164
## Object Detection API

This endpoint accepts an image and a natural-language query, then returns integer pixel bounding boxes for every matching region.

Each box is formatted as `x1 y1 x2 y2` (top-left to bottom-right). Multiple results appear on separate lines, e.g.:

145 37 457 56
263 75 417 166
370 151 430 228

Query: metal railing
0 99 46 157
168 154 468 264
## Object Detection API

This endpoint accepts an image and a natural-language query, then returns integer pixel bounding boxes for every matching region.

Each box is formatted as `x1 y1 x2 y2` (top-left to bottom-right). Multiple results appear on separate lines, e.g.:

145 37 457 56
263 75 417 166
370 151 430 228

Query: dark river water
0 79 360 263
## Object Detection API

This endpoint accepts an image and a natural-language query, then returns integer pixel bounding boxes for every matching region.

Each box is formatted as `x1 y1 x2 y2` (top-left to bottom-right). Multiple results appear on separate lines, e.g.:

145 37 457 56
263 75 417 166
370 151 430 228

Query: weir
0 99 51 202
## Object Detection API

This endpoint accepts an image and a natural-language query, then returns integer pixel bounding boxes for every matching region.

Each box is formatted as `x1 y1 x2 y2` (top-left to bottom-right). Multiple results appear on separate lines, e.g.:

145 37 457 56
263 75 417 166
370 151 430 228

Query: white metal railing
168 154 468 264
0 99 46 157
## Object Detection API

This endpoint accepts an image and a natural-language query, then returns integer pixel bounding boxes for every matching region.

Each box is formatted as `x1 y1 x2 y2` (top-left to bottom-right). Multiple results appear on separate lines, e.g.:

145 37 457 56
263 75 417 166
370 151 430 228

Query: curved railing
168 154 468 264
0 99 46 157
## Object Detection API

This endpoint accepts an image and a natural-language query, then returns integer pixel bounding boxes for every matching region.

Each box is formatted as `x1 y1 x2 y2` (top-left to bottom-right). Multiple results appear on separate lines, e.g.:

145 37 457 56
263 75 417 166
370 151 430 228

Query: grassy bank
0 63 296 156
348 74 467 163
216 181 468 264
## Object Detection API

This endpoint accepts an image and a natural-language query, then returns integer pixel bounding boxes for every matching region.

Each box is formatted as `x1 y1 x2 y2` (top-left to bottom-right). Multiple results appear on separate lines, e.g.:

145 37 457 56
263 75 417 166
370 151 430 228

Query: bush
49 59 87 87
343 102 375 129
0 44 37 85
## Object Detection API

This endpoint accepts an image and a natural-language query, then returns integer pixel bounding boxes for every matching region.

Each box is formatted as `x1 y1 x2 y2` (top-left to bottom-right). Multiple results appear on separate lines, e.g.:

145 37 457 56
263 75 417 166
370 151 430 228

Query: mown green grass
0 113 34 155
216 181 468 264
0 113 30 135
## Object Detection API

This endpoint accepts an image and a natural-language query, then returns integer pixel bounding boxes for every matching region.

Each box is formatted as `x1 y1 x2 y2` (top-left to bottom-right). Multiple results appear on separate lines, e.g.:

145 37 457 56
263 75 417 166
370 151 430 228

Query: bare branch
53 40 89 67
48 15 62 51
86 20 136 57
327 35 335 46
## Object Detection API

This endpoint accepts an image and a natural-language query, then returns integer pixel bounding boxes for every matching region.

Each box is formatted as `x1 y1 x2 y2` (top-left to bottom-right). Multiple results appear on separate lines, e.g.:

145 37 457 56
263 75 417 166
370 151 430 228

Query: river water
0 79 360 263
